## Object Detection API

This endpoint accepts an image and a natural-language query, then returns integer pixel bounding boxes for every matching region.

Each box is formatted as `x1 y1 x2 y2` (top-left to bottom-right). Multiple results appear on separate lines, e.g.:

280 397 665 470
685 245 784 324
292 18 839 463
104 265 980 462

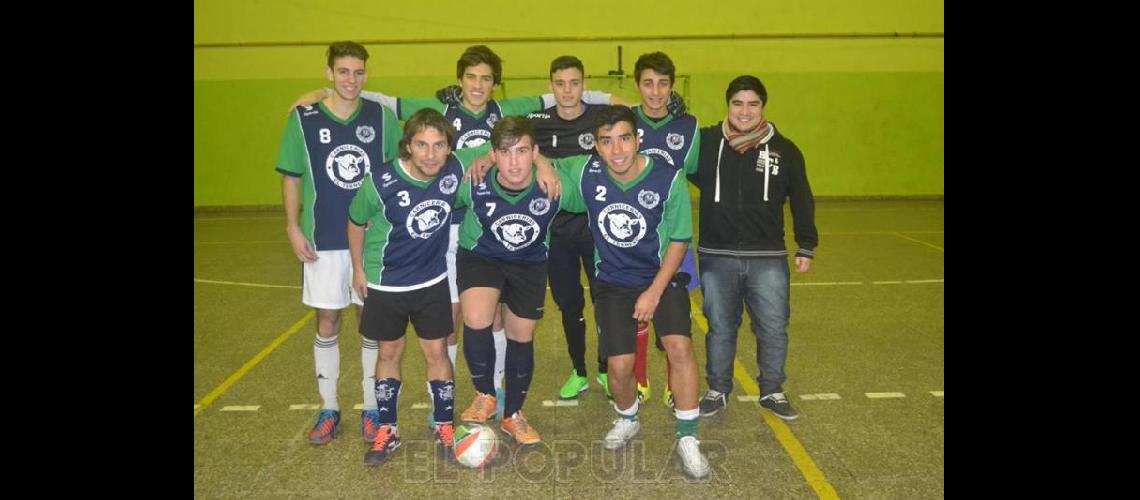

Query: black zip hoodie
688 122 817 259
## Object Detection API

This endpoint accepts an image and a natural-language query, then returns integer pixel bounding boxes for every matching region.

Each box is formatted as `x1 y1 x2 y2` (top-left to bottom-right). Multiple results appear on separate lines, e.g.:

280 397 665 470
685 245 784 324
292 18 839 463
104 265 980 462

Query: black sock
504 339 534 417
463 325 496 395
564 314 587 377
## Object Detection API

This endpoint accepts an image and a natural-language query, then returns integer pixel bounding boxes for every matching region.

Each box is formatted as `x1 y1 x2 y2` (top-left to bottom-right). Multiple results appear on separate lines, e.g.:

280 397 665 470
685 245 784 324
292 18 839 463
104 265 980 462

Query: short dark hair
593 105 637 136
549 55 584 78
634 51 675 83
490 116 536 150
398 109 456 160
456 45 502 85
725 75 768 105
326 41 369 68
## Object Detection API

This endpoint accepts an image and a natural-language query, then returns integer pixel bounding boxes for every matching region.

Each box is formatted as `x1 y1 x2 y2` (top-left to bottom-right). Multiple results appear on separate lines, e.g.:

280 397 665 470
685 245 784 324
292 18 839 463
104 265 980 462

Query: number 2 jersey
348 145 488 291
555 154 693 289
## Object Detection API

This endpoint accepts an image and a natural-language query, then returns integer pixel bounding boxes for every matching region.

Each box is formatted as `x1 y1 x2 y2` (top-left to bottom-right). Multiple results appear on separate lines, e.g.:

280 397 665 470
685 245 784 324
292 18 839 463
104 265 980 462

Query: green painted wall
194 0 943 206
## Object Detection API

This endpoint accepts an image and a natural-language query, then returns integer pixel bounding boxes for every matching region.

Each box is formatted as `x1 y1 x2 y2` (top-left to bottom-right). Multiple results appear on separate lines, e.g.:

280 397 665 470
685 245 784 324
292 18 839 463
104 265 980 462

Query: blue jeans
699 255 790 396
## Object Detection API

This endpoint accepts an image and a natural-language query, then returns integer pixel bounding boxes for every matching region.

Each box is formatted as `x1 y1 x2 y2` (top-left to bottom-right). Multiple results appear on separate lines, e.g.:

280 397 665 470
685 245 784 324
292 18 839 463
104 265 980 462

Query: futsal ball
453 423 499 468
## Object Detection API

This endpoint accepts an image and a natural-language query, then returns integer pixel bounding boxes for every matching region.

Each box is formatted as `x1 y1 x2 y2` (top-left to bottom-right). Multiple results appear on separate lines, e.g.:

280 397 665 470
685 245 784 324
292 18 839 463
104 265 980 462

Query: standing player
630 52 701 407
548 106 709 478
275 41 401 446
454 117 561 445
348 109 488 467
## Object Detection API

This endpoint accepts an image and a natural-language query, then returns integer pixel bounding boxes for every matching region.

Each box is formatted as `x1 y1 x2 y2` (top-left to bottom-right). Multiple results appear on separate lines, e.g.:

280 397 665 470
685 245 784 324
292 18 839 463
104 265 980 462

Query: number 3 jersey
275 100 401 251
455 167 563 264
348 145 487 291
555 154 693 289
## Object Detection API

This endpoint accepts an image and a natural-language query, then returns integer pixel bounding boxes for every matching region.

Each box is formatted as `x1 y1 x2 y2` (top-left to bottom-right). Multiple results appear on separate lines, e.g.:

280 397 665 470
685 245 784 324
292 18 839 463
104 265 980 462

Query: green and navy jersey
528 103 605 159
634 106 700 175
456 168 563 264
395 96 543 223
556 154 693 288
276 100 400 251
348 145 489 291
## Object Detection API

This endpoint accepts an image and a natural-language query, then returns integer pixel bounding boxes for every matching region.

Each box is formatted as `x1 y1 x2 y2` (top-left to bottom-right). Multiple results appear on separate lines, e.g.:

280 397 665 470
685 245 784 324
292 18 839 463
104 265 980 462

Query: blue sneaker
495 386 506 420
307 409 340 445
361 410 381 442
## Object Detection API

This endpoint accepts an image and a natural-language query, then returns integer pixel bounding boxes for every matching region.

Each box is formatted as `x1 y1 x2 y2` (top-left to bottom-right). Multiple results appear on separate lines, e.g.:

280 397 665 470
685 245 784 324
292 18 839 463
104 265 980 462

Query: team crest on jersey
356 125 376 143
439 174 459 195
643 148 675 166
406 199 451 240
452 118 462 132
486 113 499 128
491 214 541 251
578 133 595 150
666 133 684 150
458 129 490 149
529 198 551 216
638 190 661 210
597 203 647 248
325 144 370 189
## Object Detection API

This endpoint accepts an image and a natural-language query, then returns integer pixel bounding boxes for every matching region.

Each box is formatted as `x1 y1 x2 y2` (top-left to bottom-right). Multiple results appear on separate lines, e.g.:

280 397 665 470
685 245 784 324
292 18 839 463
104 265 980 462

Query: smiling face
405 126 451 180
595 120 640 180
460 62 495 111
727 89 764 133
637 68 672 119
326 56 367 103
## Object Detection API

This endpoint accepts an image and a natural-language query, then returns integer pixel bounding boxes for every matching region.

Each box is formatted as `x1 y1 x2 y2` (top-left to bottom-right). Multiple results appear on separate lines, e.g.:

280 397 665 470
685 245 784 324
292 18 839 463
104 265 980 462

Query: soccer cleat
595 373 612 399
307 409 340 445
758 392 799 420
637 381 652 402
434 422 456 460
664 388 675 409
698 390 727 417
362 424 401 467
676 436 709 478
361 409 381 442
500 411 541 445
460 392 499 424
559 371 589 399
604 417 640 450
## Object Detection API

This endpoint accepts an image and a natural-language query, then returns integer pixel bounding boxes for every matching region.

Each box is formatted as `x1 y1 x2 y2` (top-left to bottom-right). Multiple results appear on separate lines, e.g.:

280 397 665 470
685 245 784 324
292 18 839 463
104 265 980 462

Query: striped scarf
722 118 772 154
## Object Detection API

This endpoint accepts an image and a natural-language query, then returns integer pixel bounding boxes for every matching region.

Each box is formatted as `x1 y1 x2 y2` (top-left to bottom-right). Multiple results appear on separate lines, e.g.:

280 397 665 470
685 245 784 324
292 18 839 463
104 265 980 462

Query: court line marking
220 406 261 411
891 232 944 252
195 278 301 290
194 311 315 418
690 298 839 499
865 392 906 399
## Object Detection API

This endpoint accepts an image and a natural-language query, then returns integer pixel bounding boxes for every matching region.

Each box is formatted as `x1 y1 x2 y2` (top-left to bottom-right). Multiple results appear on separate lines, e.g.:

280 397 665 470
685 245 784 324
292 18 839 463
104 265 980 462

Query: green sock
675 408 700 437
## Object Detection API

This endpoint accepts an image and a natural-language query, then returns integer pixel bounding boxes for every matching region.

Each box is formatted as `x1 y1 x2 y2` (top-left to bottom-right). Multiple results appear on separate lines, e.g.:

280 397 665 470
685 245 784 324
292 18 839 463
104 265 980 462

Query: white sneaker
677 436 709 478
604 418 640 450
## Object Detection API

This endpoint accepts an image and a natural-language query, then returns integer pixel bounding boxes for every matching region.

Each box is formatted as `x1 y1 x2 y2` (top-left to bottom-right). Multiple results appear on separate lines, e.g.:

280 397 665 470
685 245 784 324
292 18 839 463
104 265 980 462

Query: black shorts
457 248 547 320
594 276 691 357
359 279 453 341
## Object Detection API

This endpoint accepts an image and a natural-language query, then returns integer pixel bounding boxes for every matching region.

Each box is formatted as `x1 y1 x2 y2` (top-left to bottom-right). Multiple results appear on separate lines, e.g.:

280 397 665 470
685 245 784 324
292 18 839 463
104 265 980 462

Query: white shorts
302 249 363 310
446 224 460 303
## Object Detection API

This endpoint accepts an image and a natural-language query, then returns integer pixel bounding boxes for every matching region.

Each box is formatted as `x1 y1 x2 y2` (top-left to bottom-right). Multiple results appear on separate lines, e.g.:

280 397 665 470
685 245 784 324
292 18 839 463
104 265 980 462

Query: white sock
448 344 458 371
615 398 640 418
361 337 379 410
675 407 699 421
314 333 340 410
492 328 507 390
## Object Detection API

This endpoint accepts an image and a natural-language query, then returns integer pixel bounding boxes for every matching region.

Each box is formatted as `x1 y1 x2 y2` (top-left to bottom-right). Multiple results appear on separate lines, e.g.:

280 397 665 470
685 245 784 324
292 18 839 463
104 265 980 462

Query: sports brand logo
325 144 370 189
597 203 647 248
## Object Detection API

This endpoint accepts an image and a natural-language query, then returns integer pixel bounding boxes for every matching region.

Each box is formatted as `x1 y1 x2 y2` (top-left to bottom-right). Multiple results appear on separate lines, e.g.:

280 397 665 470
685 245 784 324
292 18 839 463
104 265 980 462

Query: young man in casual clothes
689 76 818 420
